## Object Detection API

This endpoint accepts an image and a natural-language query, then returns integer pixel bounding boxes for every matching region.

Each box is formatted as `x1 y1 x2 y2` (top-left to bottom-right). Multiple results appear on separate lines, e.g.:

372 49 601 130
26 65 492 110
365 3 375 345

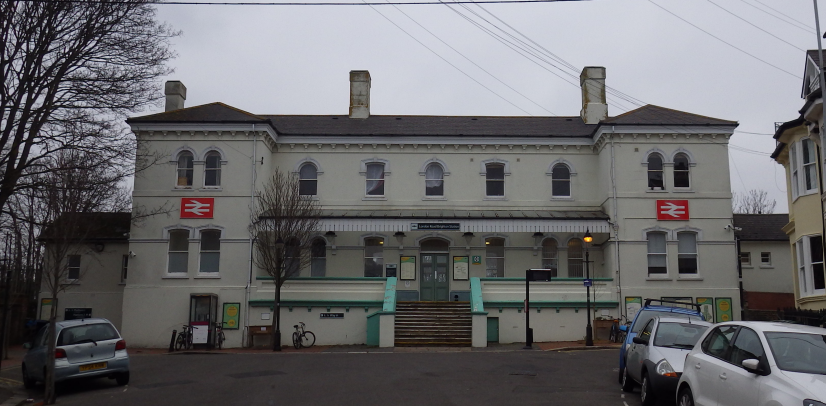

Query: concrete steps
395 301 472 347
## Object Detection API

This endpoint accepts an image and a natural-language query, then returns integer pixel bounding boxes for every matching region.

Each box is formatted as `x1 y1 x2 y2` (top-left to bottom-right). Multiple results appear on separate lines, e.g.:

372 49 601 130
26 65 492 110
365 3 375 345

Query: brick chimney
165 81 187 112
579 67 607 124
349 71 371 119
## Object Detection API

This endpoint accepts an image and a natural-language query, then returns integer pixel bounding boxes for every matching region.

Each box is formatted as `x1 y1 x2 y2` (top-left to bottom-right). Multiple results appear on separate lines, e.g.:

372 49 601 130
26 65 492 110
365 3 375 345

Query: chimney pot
579 67 607 124
165 80 187 112
349 70 371 119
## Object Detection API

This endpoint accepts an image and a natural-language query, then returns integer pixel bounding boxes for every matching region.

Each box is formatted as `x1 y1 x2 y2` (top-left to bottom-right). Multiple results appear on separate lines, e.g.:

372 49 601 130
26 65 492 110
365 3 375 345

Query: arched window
542 238 558 277
420 238 450 252
311 238 326 277
199 230 221 273
365 163 385 196
552 164 571 197
673 153 690 188
167 229 189 273
364 237 384 277
485 238 505 277
567 238 583 278
425 164 444 197
486 164 505 197
176 152 194 187
647 232 667 275
204 151 222 187
647 154 664 190
284 238 301 278
299 163 318 196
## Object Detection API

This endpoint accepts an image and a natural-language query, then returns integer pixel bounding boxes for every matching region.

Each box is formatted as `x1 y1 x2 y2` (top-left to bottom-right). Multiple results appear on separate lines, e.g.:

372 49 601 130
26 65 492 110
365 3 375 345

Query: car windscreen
653 322 709 349
631 311 702 333
765 332 826 375
57 323 119 346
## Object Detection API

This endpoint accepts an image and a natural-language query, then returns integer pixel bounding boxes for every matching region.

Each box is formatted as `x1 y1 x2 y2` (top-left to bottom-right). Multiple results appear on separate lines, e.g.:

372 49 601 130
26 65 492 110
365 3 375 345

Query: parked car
676 321 826 406
22 318 130 389
621 316 712 405
618 299 706 384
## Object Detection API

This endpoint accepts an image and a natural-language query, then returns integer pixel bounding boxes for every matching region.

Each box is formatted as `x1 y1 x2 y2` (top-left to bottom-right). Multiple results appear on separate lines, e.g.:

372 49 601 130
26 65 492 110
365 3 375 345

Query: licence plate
79 362 107 372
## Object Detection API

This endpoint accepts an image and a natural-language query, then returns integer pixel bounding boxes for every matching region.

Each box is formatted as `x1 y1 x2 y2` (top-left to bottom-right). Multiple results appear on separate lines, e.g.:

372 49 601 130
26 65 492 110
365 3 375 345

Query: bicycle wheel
217 332 224 350
175 334 185 351
186 332 193 350
301 331 316 348
292 332 301 349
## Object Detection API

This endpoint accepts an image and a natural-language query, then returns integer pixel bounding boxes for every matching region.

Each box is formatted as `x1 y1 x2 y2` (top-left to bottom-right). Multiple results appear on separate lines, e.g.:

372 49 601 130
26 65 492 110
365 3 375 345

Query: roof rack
644 298 702 314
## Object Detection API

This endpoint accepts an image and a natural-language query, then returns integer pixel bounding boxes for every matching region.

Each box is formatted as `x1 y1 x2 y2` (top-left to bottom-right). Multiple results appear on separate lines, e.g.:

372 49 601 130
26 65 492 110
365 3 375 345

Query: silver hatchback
22 318 130 388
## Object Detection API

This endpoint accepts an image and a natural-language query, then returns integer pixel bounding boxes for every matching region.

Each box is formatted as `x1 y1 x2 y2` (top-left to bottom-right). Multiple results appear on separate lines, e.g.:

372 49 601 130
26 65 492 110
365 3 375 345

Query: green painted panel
478 277 614 282
487 317 499 343
256 276 388 281
382 277 397 313
366 314 380 346
248 299 383 308
485 301 619 308
470 277 484 313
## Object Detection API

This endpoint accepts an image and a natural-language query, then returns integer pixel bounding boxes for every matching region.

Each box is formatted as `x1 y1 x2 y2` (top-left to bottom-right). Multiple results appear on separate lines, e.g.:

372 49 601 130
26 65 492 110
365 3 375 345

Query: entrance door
420 254 449 301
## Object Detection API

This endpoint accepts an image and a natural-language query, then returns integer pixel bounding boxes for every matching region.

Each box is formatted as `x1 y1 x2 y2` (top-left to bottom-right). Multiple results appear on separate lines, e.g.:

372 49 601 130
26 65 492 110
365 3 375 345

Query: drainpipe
610 128 623 320
244 124 258 347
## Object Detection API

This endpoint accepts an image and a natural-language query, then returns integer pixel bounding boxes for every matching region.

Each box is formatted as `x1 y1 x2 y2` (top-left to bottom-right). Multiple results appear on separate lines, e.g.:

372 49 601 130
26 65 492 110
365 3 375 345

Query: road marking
0 377 22 386
624 401 628 406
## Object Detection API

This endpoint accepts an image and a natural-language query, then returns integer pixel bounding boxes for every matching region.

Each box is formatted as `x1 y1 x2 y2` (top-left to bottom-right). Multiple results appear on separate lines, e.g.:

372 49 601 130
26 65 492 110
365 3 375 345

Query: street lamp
273 237 285 351
583 229 593 347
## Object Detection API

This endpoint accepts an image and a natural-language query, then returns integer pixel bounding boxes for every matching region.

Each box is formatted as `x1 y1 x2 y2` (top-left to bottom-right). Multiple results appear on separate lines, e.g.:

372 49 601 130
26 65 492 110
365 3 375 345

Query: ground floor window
364 238 384 277
311 239 326 277
485 238 504 277
796 235 826 297
677 232 698 274
647 232 667 275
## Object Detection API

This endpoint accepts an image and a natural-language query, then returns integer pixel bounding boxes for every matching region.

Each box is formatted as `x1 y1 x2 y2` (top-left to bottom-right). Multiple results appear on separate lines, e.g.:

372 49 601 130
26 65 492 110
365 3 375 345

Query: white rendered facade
120 69 741 348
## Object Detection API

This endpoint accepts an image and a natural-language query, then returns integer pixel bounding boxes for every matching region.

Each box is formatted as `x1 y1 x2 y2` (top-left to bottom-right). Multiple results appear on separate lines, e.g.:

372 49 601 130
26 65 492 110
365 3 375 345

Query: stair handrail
470 277 484 313
382 277 397 313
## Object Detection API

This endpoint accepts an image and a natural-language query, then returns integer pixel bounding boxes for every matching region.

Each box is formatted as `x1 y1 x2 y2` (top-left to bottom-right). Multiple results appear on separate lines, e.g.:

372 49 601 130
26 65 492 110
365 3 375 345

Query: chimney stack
349 70 371 119
165 80 187 112
579 67 607 124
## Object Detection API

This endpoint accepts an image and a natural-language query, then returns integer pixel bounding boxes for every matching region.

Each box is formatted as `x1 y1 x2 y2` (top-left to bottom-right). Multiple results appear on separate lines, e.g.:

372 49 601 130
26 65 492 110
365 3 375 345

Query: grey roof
602 105 737 126
127 103 737 136
39 212 131 242
733 214 789 241
319 209 609 219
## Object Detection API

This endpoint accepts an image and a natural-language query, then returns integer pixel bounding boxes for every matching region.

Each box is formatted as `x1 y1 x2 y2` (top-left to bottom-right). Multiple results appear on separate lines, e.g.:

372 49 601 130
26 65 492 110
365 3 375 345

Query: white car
676 321 826 406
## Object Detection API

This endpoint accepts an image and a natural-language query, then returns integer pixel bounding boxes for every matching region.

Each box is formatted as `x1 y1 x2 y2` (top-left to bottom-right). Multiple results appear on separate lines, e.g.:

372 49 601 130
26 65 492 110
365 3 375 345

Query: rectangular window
365 163 385 196
796 236 826 297
677 232 698 274
647 232 667 275
311 239 326 277
760 252 771 265
485 238 505 277
485 164 505 197
199 230 221 273
168 230 189 274
364 238 384 277
121 255 128 282
67 255 81 280
802 139 818 193
739 252 751 266
790 143 799 198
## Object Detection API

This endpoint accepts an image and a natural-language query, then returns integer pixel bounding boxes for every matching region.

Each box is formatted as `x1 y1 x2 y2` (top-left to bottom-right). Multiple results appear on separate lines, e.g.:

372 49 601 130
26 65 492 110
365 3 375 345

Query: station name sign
411 223 460 231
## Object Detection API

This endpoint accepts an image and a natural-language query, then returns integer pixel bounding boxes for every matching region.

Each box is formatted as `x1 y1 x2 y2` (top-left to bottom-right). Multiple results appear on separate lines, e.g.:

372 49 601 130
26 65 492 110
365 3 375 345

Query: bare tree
249 169 321 351
732 189 777 214
35 151 129 404
0 0 178 215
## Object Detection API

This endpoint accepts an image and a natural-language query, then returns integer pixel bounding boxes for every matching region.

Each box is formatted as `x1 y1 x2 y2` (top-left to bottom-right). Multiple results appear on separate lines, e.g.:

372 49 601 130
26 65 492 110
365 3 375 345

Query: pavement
0 339 621 405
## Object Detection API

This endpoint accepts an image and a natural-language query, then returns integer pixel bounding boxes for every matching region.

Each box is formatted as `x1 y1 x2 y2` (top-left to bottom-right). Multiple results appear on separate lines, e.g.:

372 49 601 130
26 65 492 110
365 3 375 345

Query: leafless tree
732 189 777 214
35 151 129 404
0 0 178 216
249 169 321 350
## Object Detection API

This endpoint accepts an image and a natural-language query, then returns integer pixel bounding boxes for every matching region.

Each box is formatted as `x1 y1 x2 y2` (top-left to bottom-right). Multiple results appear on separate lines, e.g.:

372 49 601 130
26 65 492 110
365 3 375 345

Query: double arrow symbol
659 201 686 218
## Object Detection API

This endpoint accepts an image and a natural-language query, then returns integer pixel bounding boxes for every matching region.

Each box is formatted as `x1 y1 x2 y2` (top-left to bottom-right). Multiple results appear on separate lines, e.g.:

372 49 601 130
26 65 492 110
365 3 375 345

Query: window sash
740 252 751 265
177 155 194 187
647 232 667 275
760 252 771 265
67 255 80 280
121 255 128 282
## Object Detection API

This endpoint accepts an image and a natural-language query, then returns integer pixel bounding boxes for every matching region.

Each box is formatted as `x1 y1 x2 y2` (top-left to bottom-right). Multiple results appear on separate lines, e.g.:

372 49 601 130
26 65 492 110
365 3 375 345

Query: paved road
3 349 649 405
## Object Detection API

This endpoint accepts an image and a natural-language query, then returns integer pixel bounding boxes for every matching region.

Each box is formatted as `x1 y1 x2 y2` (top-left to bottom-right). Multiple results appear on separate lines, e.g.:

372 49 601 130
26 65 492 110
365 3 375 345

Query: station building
41 67 742 348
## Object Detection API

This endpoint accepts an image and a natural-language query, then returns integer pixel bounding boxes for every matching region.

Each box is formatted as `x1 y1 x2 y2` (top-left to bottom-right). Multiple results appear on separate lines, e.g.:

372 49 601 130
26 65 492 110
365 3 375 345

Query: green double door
420 254 450 301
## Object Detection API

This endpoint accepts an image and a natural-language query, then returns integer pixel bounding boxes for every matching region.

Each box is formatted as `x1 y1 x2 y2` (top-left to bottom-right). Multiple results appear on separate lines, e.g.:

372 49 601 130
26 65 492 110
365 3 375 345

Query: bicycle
609 319 629 344
292 322 315 349
175 324 193 351
214 322 225 350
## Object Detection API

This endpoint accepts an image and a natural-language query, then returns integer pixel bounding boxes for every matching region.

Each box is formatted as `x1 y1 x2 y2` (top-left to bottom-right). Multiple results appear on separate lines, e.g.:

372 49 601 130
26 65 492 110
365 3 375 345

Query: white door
717 327 764 406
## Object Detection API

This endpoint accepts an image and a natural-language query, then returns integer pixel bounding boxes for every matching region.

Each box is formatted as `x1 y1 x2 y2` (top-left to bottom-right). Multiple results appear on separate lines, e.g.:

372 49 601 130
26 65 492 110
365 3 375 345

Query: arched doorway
420 238 450 301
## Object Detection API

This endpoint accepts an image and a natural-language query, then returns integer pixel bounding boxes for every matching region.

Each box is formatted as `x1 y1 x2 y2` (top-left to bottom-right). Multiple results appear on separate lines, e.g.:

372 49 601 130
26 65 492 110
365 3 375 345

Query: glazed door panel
420 254 449 301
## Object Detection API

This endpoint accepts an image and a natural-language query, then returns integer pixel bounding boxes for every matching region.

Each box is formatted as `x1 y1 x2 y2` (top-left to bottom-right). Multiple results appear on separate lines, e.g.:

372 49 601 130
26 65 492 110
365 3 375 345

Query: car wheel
677 386 694 406
621 367 636 392
115 371 130 386
640 373 656 406
21 365 35 389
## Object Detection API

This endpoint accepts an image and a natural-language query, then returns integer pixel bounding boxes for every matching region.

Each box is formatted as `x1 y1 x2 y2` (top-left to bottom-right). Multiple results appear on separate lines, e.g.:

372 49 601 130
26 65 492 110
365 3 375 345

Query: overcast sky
149 0 819 213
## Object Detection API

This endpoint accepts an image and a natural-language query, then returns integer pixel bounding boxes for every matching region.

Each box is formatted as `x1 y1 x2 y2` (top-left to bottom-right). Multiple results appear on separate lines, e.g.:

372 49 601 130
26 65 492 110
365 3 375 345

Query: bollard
169 329 177 352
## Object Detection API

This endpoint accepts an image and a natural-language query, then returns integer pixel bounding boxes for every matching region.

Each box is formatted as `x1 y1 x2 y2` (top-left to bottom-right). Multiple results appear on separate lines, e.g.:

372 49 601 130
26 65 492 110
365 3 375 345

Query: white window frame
541 238 559 277
760 252 771 266
646 231 668 275
673 153 692 189
175 151 195 188
646 153 666 191
298 163 319 196
551 164 572 198
203 151 223 188
166 228 191 276
484 237 505 277
424 163 445 198
796 235 826 298
364 237 385 277
677 232 698 275
121 254 128 283
197 229 222 276
67 255 81 281
801 138 818 195
311 238 327 277
567 238 583 278
740 252 751 266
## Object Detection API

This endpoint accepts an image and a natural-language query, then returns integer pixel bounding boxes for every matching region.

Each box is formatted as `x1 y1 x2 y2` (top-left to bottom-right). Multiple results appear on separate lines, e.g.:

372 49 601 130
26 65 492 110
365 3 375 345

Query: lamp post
273 237 285 351
583 229 594 347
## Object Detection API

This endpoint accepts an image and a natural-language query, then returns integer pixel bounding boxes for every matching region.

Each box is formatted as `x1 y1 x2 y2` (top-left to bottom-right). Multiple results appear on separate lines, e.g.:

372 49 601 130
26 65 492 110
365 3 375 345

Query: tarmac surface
0 340 648 406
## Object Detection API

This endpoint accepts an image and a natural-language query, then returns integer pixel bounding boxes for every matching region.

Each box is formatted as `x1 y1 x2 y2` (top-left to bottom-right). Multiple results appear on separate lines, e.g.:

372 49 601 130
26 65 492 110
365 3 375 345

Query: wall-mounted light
532 232 544 256
93 243 105 252
394 232 406 255
325 231 337 255
463 232 474 255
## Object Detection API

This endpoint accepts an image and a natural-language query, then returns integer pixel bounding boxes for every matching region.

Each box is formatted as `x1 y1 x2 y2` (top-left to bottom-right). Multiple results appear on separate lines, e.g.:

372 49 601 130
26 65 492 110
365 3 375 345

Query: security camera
724 224 733 231
129 251 137 258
